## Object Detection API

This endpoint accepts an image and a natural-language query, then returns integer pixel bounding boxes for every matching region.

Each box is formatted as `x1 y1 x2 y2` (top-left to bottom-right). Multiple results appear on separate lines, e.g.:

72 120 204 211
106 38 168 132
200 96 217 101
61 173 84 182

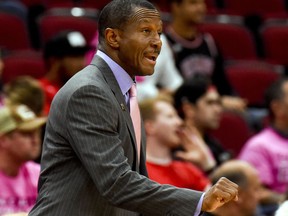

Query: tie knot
129 84 137 97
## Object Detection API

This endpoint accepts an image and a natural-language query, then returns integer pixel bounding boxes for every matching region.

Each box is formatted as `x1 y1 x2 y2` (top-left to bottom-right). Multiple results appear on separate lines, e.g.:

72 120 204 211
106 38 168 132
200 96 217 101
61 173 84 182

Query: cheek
196 109 208 121
64 58 85 70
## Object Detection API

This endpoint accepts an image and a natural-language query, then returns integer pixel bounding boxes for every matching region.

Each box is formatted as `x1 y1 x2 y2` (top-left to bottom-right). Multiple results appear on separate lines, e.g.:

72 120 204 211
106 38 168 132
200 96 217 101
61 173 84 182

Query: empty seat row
200 20 288 66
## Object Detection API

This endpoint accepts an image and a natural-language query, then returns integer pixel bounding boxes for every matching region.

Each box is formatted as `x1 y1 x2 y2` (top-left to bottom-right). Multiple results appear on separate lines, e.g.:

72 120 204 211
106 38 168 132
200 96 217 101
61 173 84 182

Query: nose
151 33 162 50
215 104 223 114
176 116 183 126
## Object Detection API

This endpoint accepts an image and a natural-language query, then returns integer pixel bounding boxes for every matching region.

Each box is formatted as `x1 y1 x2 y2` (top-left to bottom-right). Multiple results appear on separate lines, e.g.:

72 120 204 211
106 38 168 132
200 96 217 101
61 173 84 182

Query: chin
141 69 154 76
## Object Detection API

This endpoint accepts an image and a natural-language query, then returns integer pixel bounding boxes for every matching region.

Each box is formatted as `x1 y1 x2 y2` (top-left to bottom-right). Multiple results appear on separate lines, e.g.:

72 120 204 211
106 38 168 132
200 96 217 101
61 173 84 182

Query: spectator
239 77 288 207
4 76 45 116
203 160 263 216
39 30 91 115
0 104 46 215
140 94 210 191
162 0 246 112
174 75 232 171
3 76 46 163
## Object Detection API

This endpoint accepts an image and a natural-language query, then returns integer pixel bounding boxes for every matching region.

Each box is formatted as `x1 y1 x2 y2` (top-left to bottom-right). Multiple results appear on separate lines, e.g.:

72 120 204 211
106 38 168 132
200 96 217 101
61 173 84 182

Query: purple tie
129 83 141 161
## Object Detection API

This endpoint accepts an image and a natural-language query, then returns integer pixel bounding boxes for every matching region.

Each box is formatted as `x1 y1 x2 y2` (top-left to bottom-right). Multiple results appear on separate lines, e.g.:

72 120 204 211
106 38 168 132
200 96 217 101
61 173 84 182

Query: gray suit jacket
29 56 203 216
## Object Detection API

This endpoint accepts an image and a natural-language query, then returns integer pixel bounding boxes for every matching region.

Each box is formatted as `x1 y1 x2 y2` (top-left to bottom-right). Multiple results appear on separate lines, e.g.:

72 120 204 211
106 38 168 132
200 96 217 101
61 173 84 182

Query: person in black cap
39 30 91 115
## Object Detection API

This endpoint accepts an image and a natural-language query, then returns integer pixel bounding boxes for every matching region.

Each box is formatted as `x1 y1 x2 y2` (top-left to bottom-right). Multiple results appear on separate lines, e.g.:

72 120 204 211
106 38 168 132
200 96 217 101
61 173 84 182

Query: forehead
200 89 220 101
155 101 174 114
129 7 162 25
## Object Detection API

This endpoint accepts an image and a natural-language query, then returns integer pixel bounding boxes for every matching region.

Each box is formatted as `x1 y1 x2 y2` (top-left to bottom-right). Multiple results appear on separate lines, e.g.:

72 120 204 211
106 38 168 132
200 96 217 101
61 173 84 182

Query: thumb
175 151 192 161
174 151 186 160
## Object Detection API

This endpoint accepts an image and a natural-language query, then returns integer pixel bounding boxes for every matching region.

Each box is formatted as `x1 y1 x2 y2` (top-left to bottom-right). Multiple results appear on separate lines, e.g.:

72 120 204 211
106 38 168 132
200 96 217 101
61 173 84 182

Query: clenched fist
202 177 239 212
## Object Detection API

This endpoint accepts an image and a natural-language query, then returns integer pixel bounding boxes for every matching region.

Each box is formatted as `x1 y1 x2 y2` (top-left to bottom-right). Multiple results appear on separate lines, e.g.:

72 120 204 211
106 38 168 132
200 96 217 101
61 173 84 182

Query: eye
142 28 151 34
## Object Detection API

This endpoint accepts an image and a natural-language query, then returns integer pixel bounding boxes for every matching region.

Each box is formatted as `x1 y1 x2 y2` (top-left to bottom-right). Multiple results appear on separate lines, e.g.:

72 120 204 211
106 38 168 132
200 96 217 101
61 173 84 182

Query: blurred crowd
0 0 288 215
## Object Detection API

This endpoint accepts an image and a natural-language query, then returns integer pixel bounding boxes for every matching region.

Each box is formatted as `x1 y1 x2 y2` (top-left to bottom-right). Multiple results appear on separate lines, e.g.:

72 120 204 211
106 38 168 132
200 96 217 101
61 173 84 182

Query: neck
272 122 288 136
146 137 172 165
45 66 62 86
171 20 199 40
185 119 205 137
0 153 22 176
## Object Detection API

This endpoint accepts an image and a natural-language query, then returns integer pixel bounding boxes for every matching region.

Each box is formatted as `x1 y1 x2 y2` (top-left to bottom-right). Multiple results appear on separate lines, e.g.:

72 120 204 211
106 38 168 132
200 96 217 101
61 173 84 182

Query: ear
271 100 282 118
182 102 195 119
144 120 156 136
105 28 121 49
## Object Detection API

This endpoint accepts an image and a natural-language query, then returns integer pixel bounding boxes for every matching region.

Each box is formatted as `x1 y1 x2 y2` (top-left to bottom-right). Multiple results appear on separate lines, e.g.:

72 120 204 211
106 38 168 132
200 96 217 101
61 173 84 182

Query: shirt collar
96 50 134 96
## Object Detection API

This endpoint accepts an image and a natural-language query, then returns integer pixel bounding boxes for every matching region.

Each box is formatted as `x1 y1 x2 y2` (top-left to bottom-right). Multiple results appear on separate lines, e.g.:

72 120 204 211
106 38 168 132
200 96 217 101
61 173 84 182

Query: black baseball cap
43 30 91 59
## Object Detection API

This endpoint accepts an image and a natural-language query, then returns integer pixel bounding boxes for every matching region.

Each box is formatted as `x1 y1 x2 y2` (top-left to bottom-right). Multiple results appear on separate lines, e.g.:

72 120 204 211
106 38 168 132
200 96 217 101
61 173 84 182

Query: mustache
154 49 161 55
146 49 160 56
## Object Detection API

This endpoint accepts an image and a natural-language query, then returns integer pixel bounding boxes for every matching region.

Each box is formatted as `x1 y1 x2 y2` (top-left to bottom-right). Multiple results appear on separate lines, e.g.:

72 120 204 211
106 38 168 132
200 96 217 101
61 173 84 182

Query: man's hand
175 126 216 171
202 177 238 212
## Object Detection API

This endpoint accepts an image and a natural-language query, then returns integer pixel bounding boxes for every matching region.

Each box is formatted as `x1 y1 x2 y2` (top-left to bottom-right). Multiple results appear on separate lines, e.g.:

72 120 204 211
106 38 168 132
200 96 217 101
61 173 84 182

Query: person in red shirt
40 30 91 115
140 94 210 191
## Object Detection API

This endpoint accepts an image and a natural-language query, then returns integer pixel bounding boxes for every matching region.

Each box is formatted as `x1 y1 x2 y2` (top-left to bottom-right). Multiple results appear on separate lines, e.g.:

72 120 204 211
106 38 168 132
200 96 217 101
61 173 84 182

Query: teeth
146 56 156 61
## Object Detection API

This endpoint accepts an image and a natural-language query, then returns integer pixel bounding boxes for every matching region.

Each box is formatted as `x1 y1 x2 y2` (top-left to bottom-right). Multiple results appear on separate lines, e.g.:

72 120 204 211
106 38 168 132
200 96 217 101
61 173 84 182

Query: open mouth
146 55 157 62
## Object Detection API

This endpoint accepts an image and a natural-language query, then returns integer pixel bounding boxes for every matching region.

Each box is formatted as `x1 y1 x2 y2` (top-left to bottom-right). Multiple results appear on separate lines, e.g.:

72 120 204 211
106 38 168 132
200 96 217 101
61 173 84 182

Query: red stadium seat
210 111 253 157
222 0 286 17
225 62 281 107
0 12 31 51
20 0 45 7
200 22 258 60
43 0 74 9
2 51 46 83
204 0 219 14
79 0 111 10
261 23 288 65
38 11 98 47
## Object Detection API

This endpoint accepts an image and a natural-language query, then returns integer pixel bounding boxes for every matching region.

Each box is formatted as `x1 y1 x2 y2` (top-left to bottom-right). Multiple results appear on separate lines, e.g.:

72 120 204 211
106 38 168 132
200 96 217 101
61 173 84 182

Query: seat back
0 12 31 51
210 111 253 157
2 51 46 83
223 0 286 16
38 13 98 47
225 62 281 107
200 23 257 60
261 24 288 65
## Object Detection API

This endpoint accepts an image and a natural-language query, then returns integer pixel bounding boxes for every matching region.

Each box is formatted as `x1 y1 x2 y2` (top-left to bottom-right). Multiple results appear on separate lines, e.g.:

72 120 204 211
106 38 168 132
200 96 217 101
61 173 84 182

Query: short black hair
174 74 212 118
264 77 288 119
98 0 157 44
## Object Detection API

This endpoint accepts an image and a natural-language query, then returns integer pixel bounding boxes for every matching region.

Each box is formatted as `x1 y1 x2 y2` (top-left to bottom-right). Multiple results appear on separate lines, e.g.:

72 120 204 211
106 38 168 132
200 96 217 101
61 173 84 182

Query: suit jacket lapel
90 56 141 167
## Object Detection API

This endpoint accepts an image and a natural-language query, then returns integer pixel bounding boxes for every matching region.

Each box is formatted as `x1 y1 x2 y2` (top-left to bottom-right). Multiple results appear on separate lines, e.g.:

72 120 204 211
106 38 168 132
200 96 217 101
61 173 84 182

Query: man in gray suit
29 0 238 215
